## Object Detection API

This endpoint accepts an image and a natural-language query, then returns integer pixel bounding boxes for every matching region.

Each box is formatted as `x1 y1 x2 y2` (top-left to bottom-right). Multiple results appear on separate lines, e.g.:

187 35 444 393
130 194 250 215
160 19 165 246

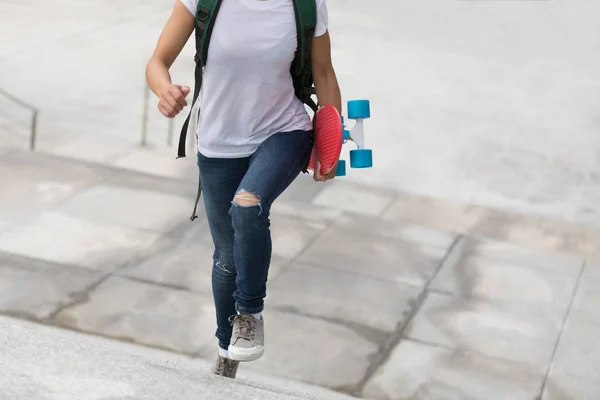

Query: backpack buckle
197 6 210 21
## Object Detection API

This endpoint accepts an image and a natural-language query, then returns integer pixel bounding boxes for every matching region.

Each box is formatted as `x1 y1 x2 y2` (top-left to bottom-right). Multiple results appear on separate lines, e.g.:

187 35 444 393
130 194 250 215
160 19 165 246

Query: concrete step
0 315 360 400
1 148 598 400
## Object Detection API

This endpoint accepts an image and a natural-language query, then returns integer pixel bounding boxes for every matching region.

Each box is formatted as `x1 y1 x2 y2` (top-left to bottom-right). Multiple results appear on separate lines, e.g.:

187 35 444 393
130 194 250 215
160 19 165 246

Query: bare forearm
146 59 173 97
315 71 342 115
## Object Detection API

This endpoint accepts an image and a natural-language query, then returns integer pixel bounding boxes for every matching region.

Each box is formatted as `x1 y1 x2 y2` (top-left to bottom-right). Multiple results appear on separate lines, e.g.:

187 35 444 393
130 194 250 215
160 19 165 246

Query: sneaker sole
228 346 264 362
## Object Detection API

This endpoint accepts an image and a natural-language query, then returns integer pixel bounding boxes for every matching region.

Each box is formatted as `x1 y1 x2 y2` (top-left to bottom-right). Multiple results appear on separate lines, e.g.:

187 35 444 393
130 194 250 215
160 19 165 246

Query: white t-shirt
180 0 329 158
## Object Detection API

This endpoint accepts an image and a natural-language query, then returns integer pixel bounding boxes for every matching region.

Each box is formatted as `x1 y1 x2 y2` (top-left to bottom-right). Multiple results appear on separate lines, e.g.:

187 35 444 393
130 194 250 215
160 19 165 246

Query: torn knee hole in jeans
232 189 261 207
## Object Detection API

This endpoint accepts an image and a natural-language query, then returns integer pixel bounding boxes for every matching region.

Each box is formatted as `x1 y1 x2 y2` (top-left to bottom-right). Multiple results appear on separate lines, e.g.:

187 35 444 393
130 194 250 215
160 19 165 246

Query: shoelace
214 357 227 375
231 314 256 340
214 357 238 377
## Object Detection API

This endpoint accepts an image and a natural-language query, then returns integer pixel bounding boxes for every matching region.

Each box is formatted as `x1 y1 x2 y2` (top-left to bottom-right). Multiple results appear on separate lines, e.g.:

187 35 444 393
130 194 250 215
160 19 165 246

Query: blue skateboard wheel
343 128 351 141
350 149 373 168
348 100 370 120
336 160 347 176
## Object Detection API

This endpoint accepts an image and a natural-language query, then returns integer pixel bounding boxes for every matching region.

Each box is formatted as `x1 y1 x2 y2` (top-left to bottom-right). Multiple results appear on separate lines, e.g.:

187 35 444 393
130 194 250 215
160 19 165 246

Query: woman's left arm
312 31 342 115
311 30 342 182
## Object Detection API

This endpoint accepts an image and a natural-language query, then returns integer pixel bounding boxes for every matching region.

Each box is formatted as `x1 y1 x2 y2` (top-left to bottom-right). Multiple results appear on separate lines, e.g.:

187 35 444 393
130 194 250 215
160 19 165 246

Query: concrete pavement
2 1 600 399
1 150 600 399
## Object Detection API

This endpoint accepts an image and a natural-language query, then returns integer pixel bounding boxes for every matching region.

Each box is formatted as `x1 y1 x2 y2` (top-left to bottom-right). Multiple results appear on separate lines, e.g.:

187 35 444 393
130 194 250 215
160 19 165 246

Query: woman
145 0 341 379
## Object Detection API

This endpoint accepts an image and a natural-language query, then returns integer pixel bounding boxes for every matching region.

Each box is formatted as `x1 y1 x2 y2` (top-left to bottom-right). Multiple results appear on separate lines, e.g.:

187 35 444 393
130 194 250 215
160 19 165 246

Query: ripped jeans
197 129 313 350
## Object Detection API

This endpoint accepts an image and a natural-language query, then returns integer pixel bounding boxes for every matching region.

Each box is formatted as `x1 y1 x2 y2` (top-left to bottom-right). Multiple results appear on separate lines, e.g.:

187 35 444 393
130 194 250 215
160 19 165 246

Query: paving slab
382 195 486 233
569 261 600 325
0 150 112 185
121 221 289 293
465 238 585 274
381 193 600 261
0 211 159 272
56 184 192 232
550 319 600 383
55 276 216 354
270 216 329 260
298 226 448 287
47 133 139 166
268 261 420 334
542 371 600 400
274 173 327 204
363 340 545 400
575 174 600 228
119 222 214 293
404 292 564 367
200 310 378 390
534 219 600 261
270 199 343 224
333 212 457 248
108 169 198 200
0 151 111 228
112 146 197 180
0 253 102 320
312 181 395 217
479 151 583 216
430 254 579 314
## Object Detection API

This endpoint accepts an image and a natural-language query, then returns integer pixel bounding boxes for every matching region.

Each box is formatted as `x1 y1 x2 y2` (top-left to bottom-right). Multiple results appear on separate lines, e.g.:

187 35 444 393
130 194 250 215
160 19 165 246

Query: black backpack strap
177 0 223 159
177 54 203 159
177 0 223 221
291 0 317 111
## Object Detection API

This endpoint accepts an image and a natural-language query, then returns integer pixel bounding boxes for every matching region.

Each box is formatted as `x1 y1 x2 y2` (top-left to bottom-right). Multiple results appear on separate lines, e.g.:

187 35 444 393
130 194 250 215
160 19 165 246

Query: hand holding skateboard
308 100 374 180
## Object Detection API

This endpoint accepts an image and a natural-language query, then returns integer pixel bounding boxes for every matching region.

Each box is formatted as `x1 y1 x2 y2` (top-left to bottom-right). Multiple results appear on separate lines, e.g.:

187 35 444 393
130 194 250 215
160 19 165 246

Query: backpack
178 0 318 221
177 0 318 160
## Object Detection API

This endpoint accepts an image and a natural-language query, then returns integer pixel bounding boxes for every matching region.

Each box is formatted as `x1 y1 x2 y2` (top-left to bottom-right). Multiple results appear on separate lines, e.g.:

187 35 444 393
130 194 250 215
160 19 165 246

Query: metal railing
141 84 175 147
0 88 38 150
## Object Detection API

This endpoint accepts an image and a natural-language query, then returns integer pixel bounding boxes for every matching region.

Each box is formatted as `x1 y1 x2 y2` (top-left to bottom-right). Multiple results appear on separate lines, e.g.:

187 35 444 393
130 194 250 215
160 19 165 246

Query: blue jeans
197 129 313 350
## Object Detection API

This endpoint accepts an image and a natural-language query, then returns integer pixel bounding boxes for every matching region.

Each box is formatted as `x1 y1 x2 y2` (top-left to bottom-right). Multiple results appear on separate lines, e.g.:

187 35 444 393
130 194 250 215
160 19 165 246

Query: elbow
145 57 157 81
144 60 152 82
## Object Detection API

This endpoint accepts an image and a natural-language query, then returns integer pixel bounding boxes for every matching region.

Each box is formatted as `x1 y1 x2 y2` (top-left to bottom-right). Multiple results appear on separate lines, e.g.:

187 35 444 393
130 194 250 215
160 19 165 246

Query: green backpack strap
177 0 223 160
194 0 223 69
291 0 318 112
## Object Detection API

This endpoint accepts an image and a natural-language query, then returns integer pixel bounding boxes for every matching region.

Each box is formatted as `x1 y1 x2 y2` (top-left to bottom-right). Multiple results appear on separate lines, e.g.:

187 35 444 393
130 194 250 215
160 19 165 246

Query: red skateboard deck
308 104 343 175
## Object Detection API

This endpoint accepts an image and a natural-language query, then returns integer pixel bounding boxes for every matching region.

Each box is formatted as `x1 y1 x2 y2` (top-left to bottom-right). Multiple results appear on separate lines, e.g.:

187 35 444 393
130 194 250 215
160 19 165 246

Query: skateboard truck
336 100 373 177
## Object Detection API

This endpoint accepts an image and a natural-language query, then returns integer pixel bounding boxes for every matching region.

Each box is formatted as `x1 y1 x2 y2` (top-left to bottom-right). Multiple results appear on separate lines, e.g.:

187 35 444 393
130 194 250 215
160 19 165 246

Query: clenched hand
158 84 191 118
313 161 338 182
